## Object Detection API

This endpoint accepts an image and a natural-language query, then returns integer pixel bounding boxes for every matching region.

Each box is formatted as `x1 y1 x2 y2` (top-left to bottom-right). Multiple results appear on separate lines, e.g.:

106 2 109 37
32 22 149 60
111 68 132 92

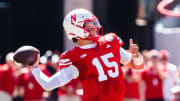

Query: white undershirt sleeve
120 47 132 65
32 65 79 91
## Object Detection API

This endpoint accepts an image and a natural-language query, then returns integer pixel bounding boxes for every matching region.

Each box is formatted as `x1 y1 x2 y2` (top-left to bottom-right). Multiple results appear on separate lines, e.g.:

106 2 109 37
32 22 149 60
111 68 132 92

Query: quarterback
30 9 144 101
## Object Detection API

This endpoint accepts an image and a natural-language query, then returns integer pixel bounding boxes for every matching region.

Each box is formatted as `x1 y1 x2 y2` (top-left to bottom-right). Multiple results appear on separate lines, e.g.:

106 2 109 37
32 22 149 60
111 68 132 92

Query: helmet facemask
81 18 103 41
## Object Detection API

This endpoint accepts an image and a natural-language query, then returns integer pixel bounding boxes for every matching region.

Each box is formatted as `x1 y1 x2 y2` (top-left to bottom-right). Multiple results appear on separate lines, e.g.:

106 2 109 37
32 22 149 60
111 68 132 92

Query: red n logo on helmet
71 14 76 25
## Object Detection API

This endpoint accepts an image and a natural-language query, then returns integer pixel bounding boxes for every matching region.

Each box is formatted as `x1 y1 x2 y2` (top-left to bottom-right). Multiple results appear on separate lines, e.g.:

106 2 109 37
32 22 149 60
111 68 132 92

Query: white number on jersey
92 52 119 82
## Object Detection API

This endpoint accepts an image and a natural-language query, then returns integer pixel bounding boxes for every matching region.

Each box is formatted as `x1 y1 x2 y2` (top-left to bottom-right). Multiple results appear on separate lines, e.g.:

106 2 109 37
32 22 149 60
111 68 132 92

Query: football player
30 8 144 101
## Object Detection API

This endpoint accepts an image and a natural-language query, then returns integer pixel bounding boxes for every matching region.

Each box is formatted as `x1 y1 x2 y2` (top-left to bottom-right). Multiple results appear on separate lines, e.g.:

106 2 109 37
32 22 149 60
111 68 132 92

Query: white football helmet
63 8 102 40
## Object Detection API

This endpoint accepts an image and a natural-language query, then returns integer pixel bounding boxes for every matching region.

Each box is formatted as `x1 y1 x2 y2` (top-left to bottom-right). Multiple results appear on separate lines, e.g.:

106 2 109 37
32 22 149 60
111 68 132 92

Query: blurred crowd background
1 0 180 101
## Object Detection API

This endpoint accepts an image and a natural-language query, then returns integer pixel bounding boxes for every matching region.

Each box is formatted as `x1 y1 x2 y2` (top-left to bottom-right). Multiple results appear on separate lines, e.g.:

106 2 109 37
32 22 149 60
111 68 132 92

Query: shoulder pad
104 33 117 42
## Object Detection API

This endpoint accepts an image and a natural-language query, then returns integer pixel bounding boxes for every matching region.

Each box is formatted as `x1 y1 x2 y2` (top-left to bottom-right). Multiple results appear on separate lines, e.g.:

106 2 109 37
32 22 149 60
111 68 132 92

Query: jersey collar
79 43 97 49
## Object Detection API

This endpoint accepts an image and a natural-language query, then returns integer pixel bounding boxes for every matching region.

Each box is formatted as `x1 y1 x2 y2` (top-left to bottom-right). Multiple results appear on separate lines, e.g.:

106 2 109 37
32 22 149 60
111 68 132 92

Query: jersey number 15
92 52 119 82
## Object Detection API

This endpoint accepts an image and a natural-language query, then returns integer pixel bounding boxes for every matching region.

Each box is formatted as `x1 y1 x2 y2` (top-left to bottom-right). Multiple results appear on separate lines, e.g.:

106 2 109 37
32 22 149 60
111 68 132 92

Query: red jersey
57 79 80 96
142 68 163 99
59 33 125 101
0 64 16 96
17 64 51 100
124 69 140 99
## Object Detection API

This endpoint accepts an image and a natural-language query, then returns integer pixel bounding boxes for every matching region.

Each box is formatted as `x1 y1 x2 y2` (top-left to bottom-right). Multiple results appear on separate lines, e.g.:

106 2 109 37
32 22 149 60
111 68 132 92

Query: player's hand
28 54 40 70
128 39 139 58
33 54 40 66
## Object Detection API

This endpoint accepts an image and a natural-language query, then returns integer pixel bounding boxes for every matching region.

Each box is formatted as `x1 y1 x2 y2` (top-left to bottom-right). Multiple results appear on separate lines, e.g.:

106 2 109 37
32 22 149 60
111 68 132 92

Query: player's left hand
128 39 139 58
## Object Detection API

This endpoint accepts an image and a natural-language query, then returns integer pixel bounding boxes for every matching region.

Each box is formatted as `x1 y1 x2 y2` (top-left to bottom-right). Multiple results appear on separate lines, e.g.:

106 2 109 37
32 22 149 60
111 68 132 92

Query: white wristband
133 53 143 66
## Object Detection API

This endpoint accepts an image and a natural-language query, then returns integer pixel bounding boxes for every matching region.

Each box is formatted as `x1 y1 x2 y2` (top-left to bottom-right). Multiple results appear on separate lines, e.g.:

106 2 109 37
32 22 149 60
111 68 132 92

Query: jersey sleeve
116 35 124 47
58 50 80 79
58 51 73 70
108 33 124 47
104 33 124 62
120 48 132 65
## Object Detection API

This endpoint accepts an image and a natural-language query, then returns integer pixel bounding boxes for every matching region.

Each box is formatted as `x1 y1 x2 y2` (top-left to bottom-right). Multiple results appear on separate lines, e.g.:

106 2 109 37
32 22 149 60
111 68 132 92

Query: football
13 45 40 66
